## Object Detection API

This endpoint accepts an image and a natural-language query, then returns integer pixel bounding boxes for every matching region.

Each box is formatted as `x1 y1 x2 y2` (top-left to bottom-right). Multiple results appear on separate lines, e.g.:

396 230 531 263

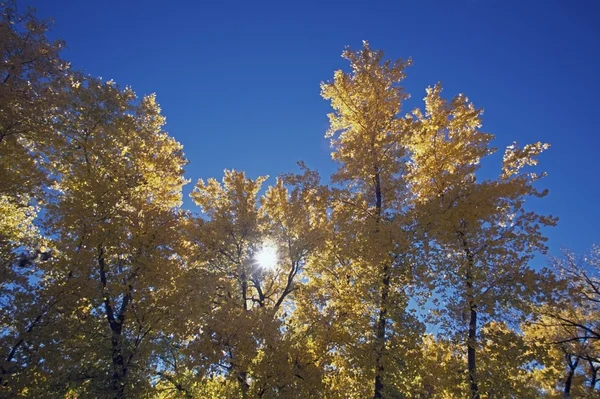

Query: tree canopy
0 2 594 398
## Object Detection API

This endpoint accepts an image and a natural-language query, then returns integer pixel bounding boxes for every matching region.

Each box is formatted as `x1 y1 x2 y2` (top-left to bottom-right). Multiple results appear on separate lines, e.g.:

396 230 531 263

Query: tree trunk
111 329 126 398
588 359 599 393
98 246 129 399
373 264 390 399
241 270 248 311
372 169 390 399
239 370 250 399
467 300 479 399
563 354 579 399
564 369 574 398
461 233 479 399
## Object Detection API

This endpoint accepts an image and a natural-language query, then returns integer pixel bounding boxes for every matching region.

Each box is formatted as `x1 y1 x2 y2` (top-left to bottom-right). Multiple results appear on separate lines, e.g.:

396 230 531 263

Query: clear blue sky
25 0 599 256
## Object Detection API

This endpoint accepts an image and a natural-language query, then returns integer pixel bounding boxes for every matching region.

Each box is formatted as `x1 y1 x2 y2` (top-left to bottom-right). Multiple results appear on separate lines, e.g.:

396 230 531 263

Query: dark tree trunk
110 328 127 398
373 264 390 399
241 270 248 311
564 369 574 398
563 354 579 399
588 359 599 393
467 301 479 399
372 169 391 399
461 233 479 399
239 370 250 399
98 246 130 399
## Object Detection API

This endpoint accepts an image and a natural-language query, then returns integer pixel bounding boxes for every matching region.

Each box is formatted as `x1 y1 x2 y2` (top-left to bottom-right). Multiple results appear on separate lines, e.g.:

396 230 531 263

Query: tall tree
0 8 572 395
39 76 188 398
525 247 600 398
320 41 424 398
179 168 326 397
0 0 68 300
407 83 557 398
0 2 70 395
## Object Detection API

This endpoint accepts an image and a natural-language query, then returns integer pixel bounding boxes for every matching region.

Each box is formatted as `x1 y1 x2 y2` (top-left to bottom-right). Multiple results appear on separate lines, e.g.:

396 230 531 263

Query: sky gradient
25 0 600 257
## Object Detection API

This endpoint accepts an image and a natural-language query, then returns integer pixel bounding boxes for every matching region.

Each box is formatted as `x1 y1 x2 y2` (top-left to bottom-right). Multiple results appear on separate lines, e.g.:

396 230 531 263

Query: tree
418 323 545 399
0 5 570 395
0 75 190 398
547 247 600 349
525 247 600 398
318 41 425 398
406 83 557 398
173 168 326 397
0 2 71 394
0 0 68 263
524 310 599 398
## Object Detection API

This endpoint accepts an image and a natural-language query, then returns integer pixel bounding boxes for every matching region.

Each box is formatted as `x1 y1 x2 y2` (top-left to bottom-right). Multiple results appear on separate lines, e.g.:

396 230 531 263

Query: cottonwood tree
524 311 599 398
0 4 571 395
0 0 68 261
171 169 326 397
418 323 544 399
406 83 556 398
548 247 600 349
35 76 188 398
524 247 600 398
0 2 70 395
316 41 425 398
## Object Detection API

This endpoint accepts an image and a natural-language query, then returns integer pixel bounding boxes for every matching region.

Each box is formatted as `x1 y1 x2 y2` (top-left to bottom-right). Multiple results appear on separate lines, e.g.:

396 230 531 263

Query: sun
254 241 278 271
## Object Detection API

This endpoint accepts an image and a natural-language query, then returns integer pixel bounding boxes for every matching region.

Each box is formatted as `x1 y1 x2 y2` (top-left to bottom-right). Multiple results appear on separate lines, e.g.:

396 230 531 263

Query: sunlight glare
255 242 278 271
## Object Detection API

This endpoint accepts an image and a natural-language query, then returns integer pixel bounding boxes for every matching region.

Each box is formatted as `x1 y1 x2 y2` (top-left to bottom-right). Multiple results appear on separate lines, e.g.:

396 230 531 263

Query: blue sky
25 0 599 256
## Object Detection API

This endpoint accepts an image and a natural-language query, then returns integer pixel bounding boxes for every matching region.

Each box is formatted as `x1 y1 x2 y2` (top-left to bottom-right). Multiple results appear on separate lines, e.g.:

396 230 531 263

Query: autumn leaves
1 2 596 398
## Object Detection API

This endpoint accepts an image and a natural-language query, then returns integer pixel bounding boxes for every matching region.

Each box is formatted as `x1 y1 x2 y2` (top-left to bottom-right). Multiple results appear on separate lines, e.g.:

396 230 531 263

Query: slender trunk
588 360 599 392
373 264 390 399
461 233 479 399
467 298 479 399
98 246 129 398
239 243 248 311
241 270 248 311
239 253 249 394
239 370 250 399
0 322 37 386
564 369 574 398
563 354 579 399
0 338 24 388
372 169 391 399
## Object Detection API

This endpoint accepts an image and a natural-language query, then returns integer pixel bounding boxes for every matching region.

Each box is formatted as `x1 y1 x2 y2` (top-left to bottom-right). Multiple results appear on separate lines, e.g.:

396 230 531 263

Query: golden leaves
0 17 571 397
502 141 551 180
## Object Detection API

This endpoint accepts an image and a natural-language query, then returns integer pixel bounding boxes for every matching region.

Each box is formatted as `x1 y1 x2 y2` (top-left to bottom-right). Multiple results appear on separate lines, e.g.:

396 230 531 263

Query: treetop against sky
2 1 600 398
24 0 599 254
